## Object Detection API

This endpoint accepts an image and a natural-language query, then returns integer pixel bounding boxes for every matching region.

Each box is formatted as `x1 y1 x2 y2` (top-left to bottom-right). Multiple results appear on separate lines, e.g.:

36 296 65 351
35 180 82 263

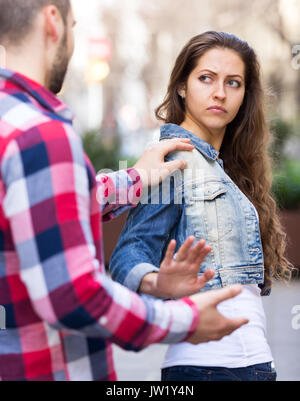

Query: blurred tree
272 159 300 210
82 130 121 173
270 117 295 167
269 117 300 209
82 130 137 174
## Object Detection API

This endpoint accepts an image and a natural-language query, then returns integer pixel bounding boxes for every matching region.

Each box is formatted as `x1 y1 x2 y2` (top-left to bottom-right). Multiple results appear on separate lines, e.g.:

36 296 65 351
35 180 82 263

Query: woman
109 31 293 381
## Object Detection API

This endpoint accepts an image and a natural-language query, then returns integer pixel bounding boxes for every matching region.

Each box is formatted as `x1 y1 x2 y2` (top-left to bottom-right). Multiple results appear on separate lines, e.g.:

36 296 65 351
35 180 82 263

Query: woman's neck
180 119 225 152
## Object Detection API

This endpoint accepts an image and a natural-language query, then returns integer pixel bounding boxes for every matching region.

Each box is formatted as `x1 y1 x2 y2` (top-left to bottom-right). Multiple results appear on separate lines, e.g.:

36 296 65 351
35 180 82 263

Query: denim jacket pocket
190 183 227 201
185 182 232 243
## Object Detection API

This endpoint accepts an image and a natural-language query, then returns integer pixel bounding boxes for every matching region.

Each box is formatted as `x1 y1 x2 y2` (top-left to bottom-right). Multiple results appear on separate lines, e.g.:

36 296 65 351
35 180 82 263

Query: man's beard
48 31 70 94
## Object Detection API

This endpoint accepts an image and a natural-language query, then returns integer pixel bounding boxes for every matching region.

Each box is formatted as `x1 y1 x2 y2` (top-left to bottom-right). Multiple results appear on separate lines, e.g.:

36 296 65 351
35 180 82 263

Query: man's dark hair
0 0 70 46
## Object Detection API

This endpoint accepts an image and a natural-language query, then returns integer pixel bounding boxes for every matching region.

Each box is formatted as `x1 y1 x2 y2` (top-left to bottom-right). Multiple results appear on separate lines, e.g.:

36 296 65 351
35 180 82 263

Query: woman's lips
207 106 227 114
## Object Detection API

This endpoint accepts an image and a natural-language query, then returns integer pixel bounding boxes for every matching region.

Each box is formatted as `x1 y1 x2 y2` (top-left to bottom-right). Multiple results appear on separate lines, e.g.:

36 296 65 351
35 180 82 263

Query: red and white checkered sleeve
96 168 143 221
1 122 199 349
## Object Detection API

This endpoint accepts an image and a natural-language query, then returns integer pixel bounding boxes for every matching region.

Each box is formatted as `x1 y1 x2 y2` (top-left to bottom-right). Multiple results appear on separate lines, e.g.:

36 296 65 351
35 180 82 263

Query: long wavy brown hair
155 31 294 293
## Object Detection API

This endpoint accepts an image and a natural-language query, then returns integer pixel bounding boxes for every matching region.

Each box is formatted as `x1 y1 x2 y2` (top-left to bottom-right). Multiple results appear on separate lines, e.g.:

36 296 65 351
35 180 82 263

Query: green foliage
82 130 138 174
270 117 295 168
269 116 300 209
272 159 300 210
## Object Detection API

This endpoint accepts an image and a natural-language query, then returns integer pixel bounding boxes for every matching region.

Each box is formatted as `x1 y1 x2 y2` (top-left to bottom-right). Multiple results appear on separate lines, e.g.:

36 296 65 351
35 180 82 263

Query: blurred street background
65 0 299 381
67 0 300 178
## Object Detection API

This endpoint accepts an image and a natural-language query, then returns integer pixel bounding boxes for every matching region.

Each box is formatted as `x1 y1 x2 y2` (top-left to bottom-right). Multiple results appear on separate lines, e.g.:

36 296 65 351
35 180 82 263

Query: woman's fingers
175 237 211 266
162 239 176 266
174 236 195 261
163 237 212 279
194 245 212 266
186 239 207 264
197 269 215 289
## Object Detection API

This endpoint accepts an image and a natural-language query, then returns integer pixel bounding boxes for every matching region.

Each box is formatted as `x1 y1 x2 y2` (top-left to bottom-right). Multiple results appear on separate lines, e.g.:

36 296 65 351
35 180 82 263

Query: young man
0 0 247 381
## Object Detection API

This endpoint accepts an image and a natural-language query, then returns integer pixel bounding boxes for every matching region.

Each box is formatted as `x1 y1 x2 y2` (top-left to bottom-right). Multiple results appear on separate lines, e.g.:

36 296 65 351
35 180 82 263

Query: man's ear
43 5 64 43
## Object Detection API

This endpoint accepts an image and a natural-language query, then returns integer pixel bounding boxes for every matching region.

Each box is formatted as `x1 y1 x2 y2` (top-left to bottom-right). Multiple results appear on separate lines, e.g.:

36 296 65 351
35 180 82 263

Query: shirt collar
0 68 74 122
160 123 223 166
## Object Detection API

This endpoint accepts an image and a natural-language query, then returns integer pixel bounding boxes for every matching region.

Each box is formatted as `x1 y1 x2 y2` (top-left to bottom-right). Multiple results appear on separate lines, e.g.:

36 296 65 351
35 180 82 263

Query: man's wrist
126 168 144 205
179 297 201 342
132 167 148 190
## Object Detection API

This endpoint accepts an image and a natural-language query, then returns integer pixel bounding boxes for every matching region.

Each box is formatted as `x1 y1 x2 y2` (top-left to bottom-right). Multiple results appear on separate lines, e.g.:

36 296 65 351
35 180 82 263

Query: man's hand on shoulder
134 138 194 188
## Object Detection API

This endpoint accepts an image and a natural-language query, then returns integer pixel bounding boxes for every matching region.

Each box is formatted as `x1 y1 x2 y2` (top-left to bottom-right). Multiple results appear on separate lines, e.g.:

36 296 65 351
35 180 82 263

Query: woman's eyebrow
197 69 244 80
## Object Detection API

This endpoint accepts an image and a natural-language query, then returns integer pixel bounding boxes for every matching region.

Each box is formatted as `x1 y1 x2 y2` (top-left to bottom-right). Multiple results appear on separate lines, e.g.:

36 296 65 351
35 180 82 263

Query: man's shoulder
0 90 78 155
1 89 66 126
1 89 46 120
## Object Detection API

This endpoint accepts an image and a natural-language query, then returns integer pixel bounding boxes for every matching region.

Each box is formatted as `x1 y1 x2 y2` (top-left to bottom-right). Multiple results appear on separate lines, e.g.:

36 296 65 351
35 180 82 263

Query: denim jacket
110 123 270 296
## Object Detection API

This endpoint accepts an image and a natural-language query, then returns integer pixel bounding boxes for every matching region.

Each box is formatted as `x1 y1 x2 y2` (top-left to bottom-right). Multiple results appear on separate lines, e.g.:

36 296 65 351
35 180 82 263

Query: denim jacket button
249 273 261 278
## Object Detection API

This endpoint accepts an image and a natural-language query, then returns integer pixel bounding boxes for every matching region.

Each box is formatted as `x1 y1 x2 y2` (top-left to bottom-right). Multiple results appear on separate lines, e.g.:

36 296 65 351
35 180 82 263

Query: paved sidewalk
113 280 300 381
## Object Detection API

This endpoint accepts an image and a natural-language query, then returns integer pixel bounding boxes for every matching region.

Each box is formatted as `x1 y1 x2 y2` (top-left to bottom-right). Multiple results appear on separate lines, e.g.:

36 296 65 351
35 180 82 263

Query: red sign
89 38 112 61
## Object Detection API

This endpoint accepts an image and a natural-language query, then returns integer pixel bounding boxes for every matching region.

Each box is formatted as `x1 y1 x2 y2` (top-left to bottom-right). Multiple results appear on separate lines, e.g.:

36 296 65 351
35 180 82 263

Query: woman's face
182 47 246 133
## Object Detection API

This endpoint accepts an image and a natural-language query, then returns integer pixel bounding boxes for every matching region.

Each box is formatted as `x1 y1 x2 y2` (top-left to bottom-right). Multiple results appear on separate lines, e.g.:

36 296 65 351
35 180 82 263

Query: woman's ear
177 85 186 99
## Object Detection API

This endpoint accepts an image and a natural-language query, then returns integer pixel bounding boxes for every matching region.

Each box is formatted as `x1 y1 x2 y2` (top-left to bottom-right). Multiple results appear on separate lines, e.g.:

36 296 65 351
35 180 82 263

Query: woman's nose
212 82 226 100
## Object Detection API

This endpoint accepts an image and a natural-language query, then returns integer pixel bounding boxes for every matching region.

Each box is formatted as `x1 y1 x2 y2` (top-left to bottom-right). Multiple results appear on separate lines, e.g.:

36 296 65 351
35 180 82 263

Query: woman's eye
199 75 211 83
228 80 241 87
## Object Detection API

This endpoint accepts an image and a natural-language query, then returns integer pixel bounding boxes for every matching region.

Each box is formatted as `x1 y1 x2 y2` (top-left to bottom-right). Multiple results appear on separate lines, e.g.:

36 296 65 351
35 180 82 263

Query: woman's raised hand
156 236 214 299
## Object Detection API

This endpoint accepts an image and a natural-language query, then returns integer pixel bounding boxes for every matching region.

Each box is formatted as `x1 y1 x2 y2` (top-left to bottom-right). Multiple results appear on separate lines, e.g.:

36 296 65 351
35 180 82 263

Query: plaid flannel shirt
0 69 199 381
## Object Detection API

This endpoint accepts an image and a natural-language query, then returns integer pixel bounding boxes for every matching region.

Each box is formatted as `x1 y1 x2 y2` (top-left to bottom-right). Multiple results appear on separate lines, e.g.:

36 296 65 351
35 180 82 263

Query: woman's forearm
138 272 168 299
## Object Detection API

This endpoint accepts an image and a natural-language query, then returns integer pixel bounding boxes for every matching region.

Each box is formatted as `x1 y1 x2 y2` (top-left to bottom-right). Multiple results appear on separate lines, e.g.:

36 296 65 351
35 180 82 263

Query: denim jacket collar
160 123 221 163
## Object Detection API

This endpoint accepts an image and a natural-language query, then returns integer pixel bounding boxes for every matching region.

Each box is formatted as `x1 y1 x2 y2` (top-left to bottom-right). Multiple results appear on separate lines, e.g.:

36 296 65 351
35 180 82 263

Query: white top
162 284 273 369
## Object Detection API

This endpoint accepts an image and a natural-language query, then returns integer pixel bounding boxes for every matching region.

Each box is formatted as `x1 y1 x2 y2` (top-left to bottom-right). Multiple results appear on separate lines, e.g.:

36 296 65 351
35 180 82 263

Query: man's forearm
97 169 143 220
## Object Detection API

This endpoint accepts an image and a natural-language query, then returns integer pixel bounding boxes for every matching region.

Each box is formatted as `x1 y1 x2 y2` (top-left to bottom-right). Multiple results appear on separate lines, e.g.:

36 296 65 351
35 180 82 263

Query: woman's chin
205 123 228 133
